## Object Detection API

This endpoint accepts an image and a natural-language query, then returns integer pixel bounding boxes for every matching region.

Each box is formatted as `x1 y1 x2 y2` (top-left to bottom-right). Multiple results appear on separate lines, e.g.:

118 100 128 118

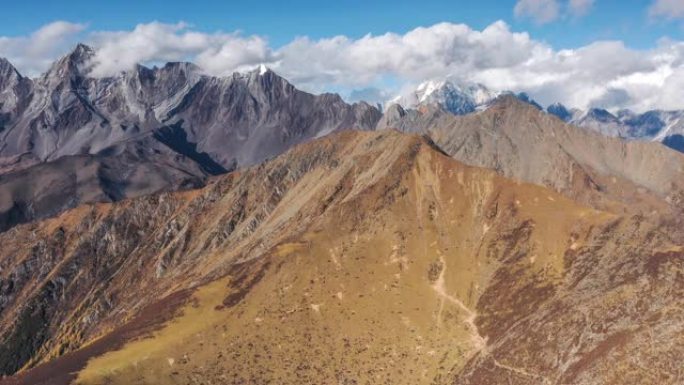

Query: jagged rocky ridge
0 44 381 230
0 130 681 385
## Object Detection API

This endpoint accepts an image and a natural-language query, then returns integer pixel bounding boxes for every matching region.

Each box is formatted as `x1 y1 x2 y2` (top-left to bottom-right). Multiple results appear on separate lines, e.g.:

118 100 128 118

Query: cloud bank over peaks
0 20 683 112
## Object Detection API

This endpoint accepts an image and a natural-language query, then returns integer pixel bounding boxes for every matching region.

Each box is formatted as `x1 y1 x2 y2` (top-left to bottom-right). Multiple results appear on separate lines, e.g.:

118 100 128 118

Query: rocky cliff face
0 44 380 168
0 130 681 385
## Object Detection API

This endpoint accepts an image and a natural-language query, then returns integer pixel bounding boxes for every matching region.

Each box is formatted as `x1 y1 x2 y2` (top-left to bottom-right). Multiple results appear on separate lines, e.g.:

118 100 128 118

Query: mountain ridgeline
1 45 683 234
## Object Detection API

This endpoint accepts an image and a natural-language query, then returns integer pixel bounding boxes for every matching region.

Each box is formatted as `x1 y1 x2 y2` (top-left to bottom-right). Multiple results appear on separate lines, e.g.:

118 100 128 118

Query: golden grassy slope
72 132 612 385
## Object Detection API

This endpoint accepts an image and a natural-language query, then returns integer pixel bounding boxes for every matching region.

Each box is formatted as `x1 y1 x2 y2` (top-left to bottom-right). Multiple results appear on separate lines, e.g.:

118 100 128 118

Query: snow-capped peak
414 80 446 101
389 79 506 115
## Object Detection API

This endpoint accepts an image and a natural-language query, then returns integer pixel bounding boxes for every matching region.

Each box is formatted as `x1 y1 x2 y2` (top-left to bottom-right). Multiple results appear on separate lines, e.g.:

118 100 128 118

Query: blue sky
0 0 683 111
0 0 679 50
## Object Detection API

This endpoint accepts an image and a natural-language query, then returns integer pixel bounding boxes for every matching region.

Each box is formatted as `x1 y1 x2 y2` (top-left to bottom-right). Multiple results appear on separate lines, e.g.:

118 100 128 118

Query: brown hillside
0 130 681 385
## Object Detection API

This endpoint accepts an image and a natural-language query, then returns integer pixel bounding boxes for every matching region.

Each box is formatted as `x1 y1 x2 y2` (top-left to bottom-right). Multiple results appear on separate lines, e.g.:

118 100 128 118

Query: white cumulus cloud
1 20 684 112
87 22 278 77
276 21 544 90
0 21 86 75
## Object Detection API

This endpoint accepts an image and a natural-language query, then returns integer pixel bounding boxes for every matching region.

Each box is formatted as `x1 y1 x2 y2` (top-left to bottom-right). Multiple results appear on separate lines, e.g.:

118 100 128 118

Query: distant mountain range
0 44 380 168
388 80 684 153
546 103 684 152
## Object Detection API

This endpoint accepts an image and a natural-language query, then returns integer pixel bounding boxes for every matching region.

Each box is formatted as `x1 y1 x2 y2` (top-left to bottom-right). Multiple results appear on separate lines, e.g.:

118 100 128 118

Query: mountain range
388 79 684 153
546 103 684 152
0 44 683 385
0 44 380 230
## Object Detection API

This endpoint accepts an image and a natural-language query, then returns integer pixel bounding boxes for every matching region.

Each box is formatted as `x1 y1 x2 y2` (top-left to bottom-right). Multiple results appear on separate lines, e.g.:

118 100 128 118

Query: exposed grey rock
0 139 209 232
0 45 381 169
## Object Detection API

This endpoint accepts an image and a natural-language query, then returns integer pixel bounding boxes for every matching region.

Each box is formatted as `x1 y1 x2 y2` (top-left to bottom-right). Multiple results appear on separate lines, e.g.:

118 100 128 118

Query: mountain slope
378 96 684 226
0 130 681 385
391 82 684 155
0 137 214 232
